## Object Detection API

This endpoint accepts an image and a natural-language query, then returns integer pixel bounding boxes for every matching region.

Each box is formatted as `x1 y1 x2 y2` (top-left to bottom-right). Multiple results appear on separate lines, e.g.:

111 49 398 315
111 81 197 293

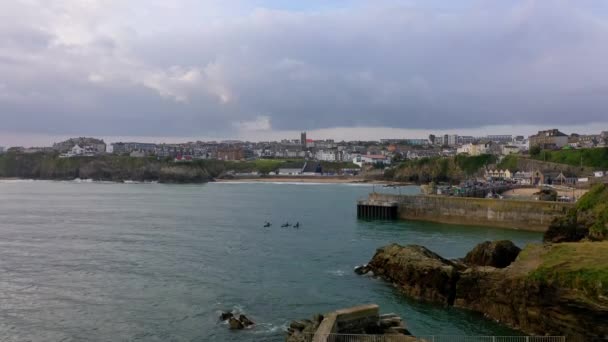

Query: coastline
214 177 410 185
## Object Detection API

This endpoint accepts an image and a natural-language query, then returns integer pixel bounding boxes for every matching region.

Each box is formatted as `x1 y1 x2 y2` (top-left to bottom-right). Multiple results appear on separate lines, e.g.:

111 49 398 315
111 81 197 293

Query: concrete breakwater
358 193 574 231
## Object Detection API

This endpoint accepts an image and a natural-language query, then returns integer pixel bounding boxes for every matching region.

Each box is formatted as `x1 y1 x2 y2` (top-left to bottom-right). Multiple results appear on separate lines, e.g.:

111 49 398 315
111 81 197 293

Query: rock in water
238 314 254 327
219 311 233 321
228 317 244 330
354 264 370 275
367 243 460 305
463 240 521 268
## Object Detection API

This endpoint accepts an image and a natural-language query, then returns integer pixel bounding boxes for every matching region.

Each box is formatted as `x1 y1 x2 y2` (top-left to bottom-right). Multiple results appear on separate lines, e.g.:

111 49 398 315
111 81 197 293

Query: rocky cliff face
544 184 608 242
362 241 608 341
0 153 216 183
367 244 462 305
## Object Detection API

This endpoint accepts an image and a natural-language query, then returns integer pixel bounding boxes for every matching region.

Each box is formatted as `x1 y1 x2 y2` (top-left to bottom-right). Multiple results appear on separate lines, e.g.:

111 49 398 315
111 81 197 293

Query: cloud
0 0 607 141
233 116 272 132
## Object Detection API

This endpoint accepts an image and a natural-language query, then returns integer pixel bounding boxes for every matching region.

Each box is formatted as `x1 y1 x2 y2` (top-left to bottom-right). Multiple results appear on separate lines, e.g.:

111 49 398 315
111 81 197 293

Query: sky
1 0 608 146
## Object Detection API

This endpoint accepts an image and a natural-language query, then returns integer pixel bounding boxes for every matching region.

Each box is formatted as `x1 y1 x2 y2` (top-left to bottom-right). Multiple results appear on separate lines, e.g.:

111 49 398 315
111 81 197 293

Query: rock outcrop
462 240 521 268
359 241 608 342
367 243 461 305
544 184 608 242
219 311 255 330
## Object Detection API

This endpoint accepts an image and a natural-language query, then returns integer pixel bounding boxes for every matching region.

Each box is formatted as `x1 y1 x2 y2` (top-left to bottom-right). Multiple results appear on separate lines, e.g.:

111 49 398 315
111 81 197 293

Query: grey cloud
1 0 608 138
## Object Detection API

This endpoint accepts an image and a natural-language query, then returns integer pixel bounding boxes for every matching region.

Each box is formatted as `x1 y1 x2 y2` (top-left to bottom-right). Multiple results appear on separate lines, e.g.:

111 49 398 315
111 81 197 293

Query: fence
303 335 567 342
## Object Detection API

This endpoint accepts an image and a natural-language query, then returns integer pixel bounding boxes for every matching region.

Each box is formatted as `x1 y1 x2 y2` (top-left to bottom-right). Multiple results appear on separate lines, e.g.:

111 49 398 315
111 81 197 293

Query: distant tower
301 132 307 147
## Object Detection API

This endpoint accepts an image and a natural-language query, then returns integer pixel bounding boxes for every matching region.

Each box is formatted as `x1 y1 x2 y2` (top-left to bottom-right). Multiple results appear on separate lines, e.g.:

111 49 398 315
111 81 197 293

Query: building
217 147 244 161
0 146 4 154
352 154 391 167
53 137 106 154
486 169 513 180
512 171 533 185
446 134 459 146
112 142 157 155
278 168 303 175
458 136 476 145
300 132 307 148
529 129 568 149
315 150 337 161
457 142 490 156
501 145 521 155
486 135 513 144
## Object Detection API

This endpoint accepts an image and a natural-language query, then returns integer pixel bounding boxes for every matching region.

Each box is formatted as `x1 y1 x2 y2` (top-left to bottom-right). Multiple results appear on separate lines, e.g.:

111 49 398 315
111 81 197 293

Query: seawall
359 193 574 232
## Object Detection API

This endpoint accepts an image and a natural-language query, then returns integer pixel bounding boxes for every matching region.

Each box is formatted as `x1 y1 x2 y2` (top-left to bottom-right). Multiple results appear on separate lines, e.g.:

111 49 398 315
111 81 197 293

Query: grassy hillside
531 148 608 169
544 184 608 242
0 153 359 181
521 242 608 299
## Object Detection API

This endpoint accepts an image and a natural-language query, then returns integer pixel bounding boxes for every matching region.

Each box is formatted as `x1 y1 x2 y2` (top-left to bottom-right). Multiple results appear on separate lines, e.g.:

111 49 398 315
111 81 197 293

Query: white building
352 154 391 167
457 142 490 156
501 145 521 155
315 150 337 161
594 171 605 178
278 168 302 176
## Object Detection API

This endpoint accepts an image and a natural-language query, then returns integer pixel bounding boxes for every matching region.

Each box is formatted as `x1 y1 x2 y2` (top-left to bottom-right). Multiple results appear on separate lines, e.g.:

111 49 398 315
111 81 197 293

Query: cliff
0 153 217 183
544 183 608 242
361 241 608 341
385 155 496 183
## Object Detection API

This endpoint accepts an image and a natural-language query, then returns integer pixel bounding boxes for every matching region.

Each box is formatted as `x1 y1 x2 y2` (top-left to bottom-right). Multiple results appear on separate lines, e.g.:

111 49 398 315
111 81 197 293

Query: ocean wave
326 269 347 277
0 178 36 183
253 321 288 334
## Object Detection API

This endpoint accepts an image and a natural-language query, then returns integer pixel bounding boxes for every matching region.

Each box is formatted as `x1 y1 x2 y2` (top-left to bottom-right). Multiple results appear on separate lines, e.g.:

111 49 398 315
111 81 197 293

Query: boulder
367 243 460 305
228 317 244 330
354 264 371 275
238 314 254 327
463 240 521 268
219 311 233 321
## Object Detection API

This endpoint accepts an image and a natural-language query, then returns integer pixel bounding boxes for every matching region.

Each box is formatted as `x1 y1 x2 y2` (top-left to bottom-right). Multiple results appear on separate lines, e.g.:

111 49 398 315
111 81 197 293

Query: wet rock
367 243 460 305
219 311 233 321
354 264 371 275
228 317 244 329
238 314 254 327
463 240 521 268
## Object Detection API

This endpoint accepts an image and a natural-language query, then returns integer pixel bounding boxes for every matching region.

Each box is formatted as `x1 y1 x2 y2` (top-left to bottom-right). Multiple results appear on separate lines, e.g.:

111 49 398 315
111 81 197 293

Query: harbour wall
360 193 574 232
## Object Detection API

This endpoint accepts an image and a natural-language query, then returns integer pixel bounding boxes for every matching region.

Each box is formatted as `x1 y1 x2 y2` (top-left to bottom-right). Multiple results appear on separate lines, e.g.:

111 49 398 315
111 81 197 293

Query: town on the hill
1 128 607 192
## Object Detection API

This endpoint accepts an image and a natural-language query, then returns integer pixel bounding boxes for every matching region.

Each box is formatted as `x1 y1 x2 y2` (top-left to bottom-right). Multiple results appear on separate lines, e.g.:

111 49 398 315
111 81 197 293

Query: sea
0 180 542 341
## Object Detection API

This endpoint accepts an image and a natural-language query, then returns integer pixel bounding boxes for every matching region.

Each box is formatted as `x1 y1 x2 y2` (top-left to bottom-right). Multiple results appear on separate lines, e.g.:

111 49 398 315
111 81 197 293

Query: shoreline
214 177 412 185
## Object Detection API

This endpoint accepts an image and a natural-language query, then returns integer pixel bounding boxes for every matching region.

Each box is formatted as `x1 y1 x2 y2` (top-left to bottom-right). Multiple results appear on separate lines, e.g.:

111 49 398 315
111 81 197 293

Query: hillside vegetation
530 147 608 169
0 153 358 182
544 184 608 242
386 154 496 183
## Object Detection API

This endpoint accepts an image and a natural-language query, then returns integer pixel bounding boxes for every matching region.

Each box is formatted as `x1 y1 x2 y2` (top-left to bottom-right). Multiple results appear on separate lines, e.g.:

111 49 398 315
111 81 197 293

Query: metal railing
301 334 566 342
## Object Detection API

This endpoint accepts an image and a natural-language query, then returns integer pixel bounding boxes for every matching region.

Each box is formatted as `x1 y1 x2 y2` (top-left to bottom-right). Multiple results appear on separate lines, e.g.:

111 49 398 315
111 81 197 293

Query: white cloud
0 0 607 138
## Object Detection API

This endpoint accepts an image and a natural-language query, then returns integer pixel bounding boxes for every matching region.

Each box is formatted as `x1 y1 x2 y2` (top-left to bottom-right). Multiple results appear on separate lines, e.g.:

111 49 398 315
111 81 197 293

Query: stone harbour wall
367 193 574 232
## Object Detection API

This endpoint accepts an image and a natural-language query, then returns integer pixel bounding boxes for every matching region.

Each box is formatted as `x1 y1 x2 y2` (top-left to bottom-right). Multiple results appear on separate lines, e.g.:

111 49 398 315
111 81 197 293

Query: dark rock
463 240 521 268
379 317 402 328
384 326 412 335
238 314 254 327
354 264 371 275
289 319 311 331
367 243 460 305
228 317 244 329
312 313 324 325
219 311 233 321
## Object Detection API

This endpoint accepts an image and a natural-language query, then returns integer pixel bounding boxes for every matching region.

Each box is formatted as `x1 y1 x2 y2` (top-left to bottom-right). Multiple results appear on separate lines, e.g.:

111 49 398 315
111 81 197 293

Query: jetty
357 193 574 231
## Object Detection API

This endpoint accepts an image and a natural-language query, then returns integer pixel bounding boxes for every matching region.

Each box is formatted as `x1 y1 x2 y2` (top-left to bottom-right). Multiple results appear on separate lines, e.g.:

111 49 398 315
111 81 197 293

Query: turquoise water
0 180 542 341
